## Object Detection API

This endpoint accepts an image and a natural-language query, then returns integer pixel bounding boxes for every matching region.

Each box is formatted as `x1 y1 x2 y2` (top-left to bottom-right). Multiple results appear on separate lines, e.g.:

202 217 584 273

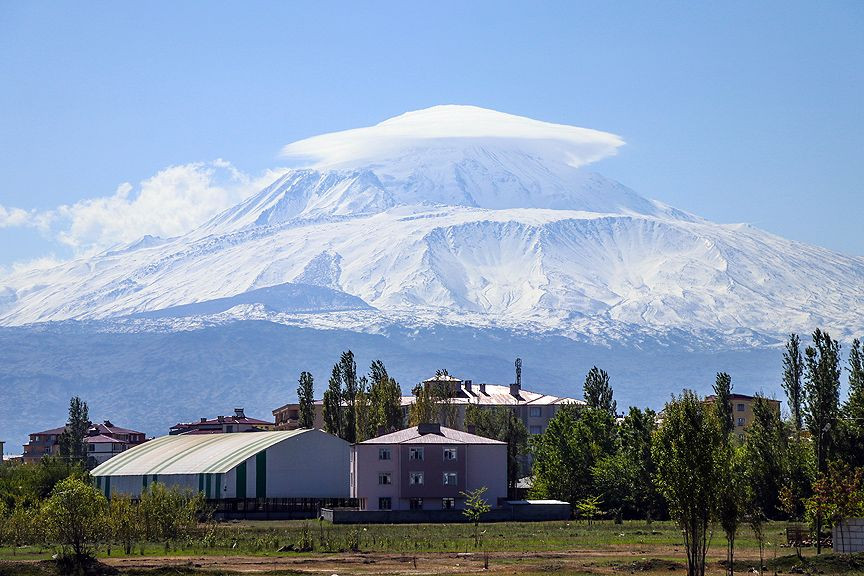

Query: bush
43 476 107 560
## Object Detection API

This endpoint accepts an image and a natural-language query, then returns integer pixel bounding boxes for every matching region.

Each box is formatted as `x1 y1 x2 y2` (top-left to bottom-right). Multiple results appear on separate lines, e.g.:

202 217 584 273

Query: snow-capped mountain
1 105 862 342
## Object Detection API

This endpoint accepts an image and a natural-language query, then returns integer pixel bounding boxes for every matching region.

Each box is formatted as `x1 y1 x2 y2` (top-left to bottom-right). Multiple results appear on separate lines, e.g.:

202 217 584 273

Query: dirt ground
96 546 773 575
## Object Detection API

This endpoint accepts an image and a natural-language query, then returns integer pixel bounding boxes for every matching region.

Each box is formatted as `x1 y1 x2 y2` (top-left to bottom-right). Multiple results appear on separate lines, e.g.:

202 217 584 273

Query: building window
409 447 424 461
409 472 424 485
379 497 391 510
379 448 392 460
736 418 745 427
410 498 423 510
378 472 392 485
529 407 542 417
226 425 234 433
442 497 455 509
88 444 95 452
737 403 745 412
443 472 458 485
443 447 457 461
530 425 542 435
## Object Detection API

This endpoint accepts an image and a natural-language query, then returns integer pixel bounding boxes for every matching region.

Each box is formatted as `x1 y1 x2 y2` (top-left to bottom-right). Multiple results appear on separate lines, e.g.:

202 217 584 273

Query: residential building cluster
8 368 778 523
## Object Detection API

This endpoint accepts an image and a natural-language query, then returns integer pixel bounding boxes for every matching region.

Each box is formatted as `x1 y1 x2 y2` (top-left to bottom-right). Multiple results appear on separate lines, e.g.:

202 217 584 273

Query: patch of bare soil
101 548 768 575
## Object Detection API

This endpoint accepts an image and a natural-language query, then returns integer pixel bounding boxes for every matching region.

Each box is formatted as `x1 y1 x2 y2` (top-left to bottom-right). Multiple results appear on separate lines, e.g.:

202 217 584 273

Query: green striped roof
91 429 310 476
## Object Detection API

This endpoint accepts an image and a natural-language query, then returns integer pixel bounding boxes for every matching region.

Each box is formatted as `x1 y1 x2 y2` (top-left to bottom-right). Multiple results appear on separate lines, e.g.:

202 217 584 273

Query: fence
209 497 359 520
833 518 864 554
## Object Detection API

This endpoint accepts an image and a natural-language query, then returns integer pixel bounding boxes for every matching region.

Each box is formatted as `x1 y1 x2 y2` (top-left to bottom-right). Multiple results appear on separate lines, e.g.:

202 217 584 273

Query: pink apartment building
351 423 507 511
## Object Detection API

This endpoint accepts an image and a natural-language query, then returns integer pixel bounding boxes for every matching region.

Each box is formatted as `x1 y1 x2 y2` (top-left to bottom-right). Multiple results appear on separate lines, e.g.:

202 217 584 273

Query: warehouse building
91 429 349 500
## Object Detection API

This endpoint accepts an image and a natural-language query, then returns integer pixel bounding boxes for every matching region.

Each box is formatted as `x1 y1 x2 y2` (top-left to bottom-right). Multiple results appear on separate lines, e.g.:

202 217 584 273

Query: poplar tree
583 366 617 417
713 372 733 438
782 333 805 431
803 329 841 474
58 396 90 466
339 351 358 443
744 395 785 518
842 338 864 467
653 390 721 576
368 360 403 433
296 371 315 429
354 376 374 442
322 365 344 439
803 329 841 554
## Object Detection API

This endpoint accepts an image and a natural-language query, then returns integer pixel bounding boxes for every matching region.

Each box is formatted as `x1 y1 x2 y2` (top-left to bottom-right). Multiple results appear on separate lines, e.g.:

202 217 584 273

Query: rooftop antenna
515 357 522 388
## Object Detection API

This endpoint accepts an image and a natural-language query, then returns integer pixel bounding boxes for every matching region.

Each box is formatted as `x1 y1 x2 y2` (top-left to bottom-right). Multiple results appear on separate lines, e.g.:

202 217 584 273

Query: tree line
529 330 864 576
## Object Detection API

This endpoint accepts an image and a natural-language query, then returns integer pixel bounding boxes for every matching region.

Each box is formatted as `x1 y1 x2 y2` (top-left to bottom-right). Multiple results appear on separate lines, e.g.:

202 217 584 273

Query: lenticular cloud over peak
280 105 625 169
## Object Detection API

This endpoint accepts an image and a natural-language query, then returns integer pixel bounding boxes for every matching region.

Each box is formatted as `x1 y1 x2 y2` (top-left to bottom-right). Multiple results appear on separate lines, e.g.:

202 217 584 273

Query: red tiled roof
31 426 68 436
172 416 274 428
93 423 145 435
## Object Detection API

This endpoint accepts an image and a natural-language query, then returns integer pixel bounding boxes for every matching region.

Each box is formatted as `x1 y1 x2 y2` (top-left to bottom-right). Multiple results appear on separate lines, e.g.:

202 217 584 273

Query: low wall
833 518 864 554
322 502 571 524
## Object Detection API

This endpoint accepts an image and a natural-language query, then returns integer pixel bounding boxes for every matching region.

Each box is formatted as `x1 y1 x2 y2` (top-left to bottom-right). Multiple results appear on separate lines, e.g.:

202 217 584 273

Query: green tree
368 360 403 433
653 390 722 576
803 328 841 474
354 376 374 442
583 366 616 417
531 406 613 505
782 333 805 432
339 350 358 443
58 396 90 466
743 395 785 518
592 453 630 522
574 494 604 525
107 493 141 554
323 364 344 439
297 371 316 429
842 338 864 467
460 486 491 547
138 483 204 542
43 476 107 562
466 405 528 497
713 372 733 438
5 502 46 550
782 432 815 521
409 382 437 426
716 443 746 576
618 407 663 521
805 462 864 555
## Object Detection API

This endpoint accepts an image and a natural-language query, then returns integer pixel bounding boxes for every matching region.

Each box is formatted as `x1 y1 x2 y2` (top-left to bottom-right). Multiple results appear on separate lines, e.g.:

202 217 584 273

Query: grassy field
1 520 862 575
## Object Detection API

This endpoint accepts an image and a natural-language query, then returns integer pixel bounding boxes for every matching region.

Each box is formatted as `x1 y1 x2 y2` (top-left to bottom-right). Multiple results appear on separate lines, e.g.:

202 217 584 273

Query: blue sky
1 1 862 268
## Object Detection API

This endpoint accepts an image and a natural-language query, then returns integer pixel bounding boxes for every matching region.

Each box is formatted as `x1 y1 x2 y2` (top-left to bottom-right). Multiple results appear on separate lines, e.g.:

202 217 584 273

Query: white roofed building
90 429 350 500
402 371 584 437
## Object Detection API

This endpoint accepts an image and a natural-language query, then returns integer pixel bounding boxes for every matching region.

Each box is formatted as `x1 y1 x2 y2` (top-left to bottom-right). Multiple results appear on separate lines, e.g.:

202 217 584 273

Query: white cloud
1 161 287 276
281 104 625 169
0 205 36 228
51 160 287 257
51 160 261 254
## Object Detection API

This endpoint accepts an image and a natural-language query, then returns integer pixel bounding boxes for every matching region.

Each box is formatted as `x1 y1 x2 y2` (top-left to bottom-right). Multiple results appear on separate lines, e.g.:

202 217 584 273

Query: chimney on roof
103 420 113 428
217 415 225 423
200 417 207 423
417 422 442 435
510 357 523 398
467 424 476 435
479 382 486 394
464 379 472 394
234 408 245 419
